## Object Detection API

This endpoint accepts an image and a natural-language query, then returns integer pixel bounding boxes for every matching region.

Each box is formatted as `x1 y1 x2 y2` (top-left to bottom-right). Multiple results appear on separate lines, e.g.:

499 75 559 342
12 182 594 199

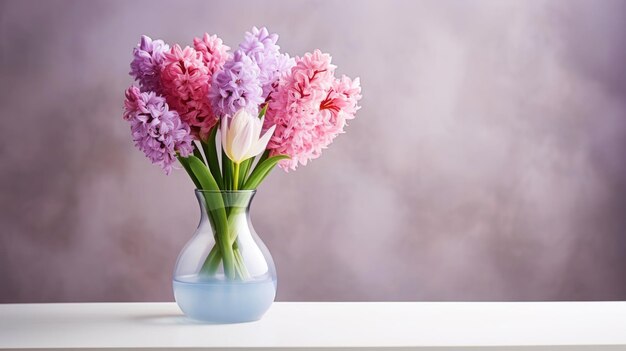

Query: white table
1 302 625 350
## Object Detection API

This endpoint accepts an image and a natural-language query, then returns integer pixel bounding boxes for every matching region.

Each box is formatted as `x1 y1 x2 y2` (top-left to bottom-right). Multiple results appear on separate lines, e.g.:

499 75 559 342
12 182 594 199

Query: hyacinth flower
265 50 362 170
160 45 216 139
130 35 170 94
193 33 231 75
238 26 294 99
123 86 194 174
209 50 264 118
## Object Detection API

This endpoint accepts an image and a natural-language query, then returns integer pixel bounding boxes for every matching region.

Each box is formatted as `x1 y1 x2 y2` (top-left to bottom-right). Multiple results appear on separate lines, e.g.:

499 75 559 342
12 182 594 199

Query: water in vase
173 274 277 323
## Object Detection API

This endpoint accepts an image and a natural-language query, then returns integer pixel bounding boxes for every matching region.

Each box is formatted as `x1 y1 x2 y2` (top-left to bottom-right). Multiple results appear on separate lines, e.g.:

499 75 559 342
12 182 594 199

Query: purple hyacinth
130 35 170 93
123 86 194 174
209 50 264 117
239 27 294 98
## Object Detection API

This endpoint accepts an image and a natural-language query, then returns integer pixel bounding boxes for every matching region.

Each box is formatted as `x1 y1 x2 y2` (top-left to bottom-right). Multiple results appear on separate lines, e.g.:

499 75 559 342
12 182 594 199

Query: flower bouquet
123 27 361 322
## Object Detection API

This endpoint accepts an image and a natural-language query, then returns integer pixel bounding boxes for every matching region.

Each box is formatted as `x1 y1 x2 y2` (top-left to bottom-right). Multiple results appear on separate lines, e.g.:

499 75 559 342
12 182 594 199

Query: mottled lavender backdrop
1 0 625 302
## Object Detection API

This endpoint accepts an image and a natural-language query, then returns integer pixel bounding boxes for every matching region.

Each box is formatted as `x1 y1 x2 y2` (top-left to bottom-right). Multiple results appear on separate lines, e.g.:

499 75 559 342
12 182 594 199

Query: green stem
200 208 249 279
239 158 253 188
222 149 233 190
233 162 240 191
194 190 250 279
233 247 250 280
217 220 235 279
227 206 245 245
200 244 222 275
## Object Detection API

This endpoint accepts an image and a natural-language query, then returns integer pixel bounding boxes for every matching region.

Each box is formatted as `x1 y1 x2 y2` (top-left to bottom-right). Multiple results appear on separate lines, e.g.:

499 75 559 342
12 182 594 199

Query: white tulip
221 109 276 165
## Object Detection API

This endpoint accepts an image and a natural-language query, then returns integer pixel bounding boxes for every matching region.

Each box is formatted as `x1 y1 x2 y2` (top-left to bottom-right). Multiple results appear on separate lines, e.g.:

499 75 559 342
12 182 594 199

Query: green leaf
193 144 205 165
222 149 233 190
239 158 253 188
256 149 270 167
177 156 202 189
258 103 268 118
187 155 220 192
201 127 223 189
243 155 289 190
248 149 270 179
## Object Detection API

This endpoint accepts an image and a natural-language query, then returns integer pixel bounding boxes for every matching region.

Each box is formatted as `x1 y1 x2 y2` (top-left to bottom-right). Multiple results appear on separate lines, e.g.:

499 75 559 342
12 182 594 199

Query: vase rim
194 189 256 194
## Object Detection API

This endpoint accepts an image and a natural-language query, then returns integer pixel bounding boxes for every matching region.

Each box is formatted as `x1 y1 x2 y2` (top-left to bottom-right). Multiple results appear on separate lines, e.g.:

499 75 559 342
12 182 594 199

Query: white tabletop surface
1 302 625 350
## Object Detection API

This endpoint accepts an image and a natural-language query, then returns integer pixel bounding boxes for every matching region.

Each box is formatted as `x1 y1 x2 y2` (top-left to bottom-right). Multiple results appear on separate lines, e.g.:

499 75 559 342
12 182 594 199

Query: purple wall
1 0 626 302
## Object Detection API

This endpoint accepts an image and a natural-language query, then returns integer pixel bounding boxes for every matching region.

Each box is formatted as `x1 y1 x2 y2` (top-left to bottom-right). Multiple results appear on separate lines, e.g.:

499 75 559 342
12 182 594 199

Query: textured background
1 0 626 302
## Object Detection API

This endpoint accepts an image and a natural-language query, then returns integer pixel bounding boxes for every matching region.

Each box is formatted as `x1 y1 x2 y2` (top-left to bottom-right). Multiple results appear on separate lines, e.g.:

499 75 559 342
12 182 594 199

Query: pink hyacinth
123 86 194 174
265 50 362 171
160 45 216 139
193 33 231 75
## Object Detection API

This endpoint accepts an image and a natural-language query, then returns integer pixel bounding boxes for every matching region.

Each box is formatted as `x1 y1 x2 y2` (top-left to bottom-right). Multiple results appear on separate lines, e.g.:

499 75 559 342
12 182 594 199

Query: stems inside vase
177 115 288 281
198 194 251 281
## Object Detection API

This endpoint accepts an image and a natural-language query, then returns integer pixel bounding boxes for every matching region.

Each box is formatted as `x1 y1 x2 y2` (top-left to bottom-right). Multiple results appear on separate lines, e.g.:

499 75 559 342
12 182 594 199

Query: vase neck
195 190 255 218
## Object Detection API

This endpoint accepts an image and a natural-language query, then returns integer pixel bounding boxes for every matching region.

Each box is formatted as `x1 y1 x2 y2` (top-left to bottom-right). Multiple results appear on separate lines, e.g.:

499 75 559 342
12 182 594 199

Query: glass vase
173 190 277 323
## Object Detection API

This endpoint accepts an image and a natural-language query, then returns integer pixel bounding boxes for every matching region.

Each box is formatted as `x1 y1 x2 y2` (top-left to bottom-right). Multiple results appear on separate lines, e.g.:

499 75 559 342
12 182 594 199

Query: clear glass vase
173 190 277 323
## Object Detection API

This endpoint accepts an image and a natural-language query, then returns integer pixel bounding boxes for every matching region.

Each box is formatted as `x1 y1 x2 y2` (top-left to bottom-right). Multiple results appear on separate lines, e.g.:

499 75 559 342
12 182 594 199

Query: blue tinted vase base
173 276 277 323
